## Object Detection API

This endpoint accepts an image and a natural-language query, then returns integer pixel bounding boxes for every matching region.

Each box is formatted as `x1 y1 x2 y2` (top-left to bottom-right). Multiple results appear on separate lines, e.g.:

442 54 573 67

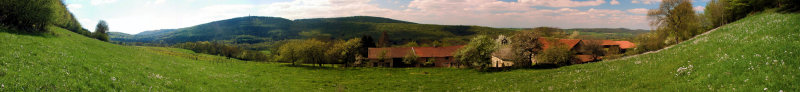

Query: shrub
0 0 53 33
534 45 575 66
454 35 498 70
93 20 109 41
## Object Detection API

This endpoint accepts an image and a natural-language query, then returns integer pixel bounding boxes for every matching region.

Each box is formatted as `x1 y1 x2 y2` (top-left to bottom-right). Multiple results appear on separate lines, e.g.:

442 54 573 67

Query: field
2 10 799 91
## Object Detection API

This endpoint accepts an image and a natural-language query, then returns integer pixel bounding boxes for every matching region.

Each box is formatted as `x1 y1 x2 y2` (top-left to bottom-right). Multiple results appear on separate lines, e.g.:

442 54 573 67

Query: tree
297 39 328 67
401 41 419 47
454 35 498 70
580 40 604 61
0 0 53 33
326 38 362 67
401 50 418 66
535 45 575 66
648 0 699 44
278 40 303 66
530 27 566 38
704 0 729 28
93 20 109 41
378 31 389 47
359 35 376 56
509 31 542 67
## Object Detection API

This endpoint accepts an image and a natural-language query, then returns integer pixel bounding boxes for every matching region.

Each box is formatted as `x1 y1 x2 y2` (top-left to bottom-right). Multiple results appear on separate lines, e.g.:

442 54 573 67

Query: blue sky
64 0 709 34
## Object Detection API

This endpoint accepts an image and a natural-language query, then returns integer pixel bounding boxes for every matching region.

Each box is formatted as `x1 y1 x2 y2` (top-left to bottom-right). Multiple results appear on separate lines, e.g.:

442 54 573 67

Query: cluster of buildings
365 37 635 68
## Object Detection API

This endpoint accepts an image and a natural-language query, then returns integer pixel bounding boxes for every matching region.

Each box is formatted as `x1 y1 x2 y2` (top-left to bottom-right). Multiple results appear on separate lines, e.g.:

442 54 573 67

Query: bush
0 0 53 33
93 20 109 41
534 46 575 66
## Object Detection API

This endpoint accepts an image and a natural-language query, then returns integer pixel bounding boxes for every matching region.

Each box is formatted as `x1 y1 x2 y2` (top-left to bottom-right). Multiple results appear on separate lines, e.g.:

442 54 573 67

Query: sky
64 0 709 34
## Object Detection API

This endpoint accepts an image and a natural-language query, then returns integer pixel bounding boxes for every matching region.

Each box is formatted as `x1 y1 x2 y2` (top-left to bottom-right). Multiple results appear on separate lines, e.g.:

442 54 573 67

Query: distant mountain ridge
110 16 513 44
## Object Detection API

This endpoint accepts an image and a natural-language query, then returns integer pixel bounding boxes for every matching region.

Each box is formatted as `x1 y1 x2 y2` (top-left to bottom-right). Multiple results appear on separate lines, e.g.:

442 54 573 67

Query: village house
491 37 636 67
367 45 464 67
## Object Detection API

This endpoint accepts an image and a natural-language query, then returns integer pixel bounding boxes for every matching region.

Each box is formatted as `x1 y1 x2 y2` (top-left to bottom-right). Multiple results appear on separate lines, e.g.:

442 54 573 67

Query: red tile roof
413 45 464 57
367 45 464 59
601 40 618 46
539 38 582 50
615 41 636 49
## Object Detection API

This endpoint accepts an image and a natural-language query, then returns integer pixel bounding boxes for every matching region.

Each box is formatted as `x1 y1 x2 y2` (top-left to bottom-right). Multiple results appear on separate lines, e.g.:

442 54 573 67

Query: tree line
631 0 798 54
0 0 109 41
173 41 270 61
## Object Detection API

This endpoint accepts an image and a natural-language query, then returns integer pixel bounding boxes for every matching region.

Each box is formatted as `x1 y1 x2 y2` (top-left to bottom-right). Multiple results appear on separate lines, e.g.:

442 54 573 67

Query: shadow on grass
280 64 336 70
478 64 567 73
0 29 55 37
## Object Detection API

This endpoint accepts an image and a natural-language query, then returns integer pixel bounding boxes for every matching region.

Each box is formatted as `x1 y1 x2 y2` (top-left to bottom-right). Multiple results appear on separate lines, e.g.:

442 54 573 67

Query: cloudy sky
64 0 709 34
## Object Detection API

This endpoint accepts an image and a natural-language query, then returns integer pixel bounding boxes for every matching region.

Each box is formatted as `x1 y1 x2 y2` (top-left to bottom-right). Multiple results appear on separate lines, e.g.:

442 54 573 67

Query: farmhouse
367 45 464 67
491 37 637 67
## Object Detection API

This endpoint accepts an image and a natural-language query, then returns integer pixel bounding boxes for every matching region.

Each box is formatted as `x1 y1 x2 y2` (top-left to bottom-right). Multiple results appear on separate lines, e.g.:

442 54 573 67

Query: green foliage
528 27 566 38
579 40 604 61
648 0 701 44
277 39 328 66
326 38 362 67
93 20 109 41
704 0 729 28
172 41 269 61
534 44 575 66
454 35 498 70
0 0 53 33
109 16 514 45
1 11 799 91
509 31 542 67
401 50 418 65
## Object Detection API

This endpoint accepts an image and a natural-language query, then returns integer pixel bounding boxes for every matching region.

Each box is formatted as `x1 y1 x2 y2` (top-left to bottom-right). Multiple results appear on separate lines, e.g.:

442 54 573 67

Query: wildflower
111 77 116 81
764 88 767 91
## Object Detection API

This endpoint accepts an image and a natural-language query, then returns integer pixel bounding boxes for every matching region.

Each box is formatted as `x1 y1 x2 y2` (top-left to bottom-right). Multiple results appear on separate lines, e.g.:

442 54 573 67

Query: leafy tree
378 31 389 47
704 0 729 28
509 31 542 67
580 40 604 61
454 35 497 70
534 45 575 66
0 0 53 32
648 0 700 44
530 27 566 38
278 40 303 65
93 20 109 42
401 41 419 47
402 50 418 66
326 38 362 67
298 39 328 67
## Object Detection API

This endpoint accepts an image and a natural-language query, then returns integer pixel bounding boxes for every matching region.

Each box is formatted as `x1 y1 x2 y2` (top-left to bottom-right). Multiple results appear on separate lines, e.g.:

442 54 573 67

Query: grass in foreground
1 11 799 91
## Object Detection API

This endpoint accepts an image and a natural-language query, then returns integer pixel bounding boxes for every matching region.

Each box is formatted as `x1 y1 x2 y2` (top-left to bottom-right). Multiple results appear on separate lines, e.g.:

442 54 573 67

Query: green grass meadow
1 10 799 91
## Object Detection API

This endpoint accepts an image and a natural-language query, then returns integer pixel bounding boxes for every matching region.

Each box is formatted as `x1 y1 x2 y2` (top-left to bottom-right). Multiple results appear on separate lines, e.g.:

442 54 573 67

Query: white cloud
146 0 167 5
67 4 83 13
90 0 117 5
518 0 606 7
694 6 705 12
79 0 652 34
259 0 394 19
626 8 648 14
610 0 620 5
631 0 660 4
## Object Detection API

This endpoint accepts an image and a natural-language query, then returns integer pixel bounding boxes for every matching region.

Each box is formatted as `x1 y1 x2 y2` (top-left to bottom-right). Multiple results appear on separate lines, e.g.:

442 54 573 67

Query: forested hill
110 16 513 44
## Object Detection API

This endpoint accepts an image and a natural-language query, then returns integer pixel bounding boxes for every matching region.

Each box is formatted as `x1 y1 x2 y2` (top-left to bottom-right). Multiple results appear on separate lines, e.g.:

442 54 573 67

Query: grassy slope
1 11 798 91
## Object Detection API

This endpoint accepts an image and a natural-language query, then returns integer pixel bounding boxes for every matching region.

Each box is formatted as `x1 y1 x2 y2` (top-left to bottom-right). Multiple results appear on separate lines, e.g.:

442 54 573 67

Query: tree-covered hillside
110 16 515 45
